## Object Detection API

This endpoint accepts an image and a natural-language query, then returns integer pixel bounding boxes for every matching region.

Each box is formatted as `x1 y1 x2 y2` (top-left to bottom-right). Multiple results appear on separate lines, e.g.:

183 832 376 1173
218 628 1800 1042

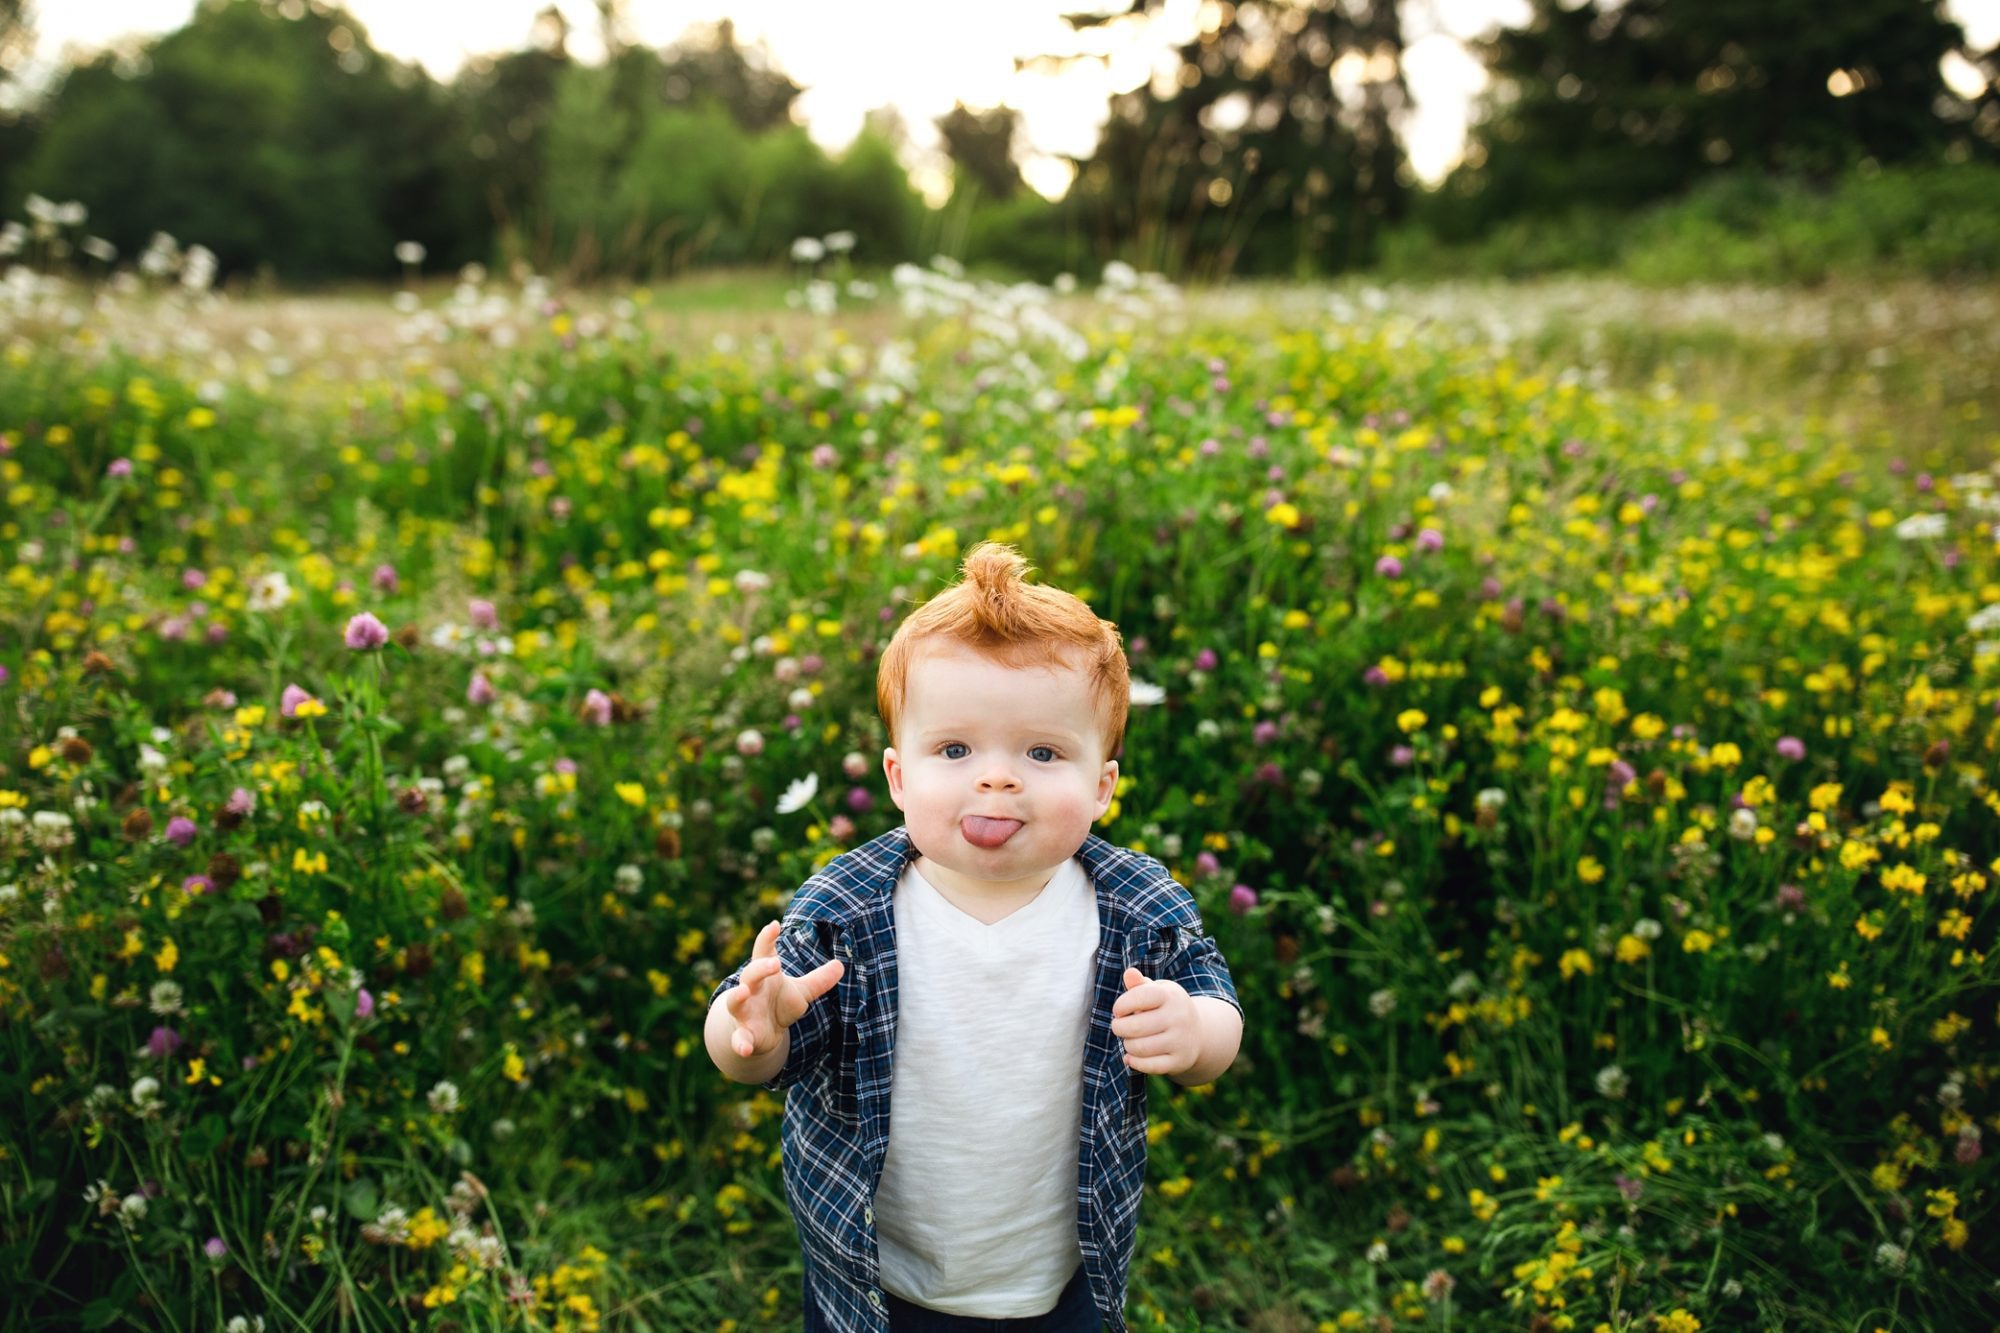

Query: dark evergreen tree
1445 0 1977 232
937 102 1026 203
1058 0 1410 278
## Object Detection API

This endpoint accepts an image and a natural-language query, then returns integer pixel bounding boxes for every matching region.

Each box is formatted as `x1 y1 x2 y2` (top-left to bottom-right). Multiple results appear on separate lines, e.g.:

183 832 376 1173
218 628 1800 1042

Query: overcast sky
17 0 2000 202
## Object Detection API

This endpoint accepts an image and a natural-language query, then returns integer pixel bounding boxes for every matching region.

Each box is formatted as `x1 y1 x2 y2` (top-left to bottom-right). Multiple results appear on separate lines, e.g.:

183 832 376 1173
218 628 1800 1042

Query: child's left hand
1114 967 1200 1076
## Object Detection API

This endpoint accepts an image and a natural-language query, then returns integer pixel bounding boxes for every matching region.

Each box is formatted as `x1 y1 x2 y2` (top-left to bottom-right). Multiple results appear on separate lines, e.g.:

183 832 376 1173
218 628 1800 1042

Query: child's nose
976 765 1022 792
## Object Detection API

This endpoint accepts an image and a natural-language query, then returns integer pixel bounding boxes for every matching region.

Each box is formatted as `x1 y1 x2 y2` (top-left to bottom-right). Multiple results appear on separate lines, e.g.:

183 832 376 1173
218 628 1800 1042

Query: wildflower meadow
1 230 1996 1331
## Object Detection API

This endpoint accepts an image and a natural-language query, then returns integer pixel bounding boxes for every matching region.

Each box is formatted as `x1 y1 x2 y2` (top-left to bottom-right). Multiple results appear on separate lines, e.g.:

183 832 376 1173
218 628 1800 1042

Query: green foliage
1380 162 2000 283
961 189 1088 282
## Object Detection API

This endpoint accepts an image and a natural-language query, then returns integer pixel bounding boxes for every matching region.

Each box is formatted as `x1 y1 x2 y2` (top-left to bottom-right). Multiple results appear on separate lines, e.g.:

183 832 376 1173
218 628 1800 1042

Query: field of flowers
1 247 1996 1332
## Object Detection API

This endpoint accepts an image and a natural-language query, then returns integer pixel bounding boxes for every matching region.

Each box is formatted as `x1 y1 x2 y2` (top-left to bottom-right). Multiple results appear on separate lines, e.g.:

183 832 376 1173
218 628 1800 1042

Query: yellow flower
1656 1312 1701 1333
1879 864 1926 896
1397 709 1427 734
1808 781 1844 812
1576 856 1605 884
154 937 179 973
615 781 646 808
1615 934 1649 964
406 1207 450 1250
1869 1026 1892 1049
1681 929 1715 954
292 696 327 720
503 1042 527 1084
292 848 328 875
1558 948 1595 979
1266 501 1301 529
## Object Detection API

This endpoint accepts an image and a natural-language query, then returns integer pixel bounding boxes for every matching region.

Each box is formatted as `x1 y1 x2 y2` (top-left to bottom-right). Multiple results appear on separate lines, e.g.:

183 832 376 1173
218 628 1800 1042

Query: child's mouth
960 816 1023 848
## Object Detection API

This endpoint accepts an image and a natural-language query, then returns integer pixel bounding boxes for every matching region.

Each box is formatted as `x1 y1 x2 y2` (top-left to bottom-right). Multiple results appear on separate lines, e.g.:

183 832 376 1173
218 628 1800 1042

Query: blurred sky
19 0 2000 204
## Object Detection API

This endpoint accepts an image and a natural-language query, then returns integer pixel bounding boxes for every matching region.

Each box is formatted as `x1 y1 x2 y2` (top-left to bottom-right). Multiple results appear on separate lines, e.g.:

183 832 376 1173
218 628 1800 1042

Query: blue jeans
803 1262 1103 1332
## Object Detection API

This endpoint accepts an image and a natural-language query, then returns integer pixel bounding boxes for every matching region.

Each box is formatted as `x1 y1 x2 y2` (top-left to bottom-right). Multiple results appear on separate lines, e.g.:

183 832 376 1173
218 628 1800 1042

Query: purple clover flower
344 612 389 651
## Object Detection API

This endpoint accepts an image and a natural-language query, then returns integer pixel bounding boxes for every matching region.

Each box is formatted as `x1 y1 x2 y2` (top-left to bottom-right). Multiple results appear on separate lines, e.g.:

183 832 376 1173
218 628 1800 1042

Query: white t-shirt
873 855 1099 1316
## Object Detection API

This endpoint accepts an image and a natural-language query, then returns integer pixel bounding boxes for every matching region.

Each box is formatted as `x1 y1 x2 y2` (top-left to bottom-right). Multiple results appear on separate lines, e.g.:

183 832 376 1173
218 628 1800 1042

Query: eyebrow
915 723 1086 745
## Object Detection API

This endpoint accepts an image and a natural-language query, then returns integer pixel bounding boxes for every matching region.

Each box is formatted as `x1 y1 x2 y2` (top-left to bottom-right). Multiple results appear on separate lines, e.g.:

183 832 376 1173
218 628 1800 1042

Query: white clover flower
1129 679 1166 706
148 980 185 1016
613 865 643 896
1633 917 1663 941
130 1077 162 1115
224 1317 267 1333
1365 1240 1389 1263
119 1193 149 1226
790 236 826 264
1474 787 1507 812
248 571 295 612
1595 1064 1629 1100
823 231 856 254
1728 807 1758 840
394 240 426 265
428 1080 461 1115
787 687 815 712
1874 1241 1907 1272
734 568 772 594
1968 604 2000 635
30 811 75 850
1894 513 1945 540
1367 988 1397 1018
181 245 217 292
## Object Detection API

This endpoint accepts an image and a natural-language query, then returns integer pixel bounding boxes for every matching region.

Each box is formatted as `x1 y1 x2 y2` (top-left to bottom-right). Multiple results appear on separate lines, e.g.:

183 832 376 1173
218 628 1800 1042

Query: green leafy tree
22 0 472 280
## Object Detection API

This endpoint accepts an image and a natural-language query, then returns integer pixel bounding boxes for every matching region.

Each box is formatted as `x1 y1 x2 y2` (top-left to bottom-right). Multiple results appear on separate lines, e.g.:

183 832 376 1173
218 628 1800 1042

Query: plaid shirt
709 825 1241 1332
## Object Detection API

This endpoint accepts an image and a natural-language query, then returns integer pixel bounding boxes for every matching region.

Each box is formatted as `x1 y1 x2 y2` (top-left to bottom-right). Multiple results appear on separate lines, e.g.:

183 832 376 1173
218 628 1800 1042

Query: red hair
876 543 1130 758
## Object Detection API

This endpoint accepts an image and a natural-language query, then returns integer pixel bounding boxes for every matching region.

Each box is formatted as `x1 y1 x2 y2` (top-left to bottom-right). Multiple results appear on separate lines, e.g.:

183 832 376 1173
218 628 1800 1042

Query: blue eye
941 742 969 759
1029 745 1057 762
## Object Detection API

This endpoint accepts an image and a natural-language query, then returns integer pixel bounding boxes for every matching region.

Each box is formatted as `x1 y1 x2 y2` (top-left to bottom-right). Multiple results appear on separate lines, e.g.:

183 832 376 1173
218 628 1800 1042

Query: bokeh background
1 2 1998 1331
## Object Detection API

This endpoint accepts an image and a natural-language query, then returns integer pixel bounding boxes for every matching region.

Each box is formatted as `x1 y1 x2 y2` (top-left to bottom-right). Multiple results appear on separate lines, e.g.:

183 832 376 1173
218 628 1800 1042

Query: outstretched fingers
793 957 845 1005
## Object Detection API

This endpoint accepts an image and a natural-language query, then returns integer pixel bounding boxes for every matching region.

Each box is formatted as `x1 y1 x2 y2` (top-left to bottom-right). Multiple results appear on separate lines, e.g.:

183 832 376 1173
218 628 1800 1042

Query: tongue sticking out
961 816 1023 849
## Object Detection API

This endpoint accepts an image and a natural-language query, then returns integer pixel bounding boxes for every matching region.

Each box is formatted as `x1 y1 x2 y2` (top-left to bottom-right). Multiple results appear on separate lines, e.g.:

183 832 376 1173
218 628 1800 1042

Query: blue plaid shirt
710 825 1241 1332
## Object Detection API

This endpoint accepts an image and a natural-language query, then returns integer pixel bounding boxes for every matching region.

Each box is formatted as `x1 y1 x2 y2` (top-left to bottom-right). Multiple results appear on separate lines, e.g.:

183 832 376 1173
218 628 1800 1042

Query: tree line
0 0 1993 284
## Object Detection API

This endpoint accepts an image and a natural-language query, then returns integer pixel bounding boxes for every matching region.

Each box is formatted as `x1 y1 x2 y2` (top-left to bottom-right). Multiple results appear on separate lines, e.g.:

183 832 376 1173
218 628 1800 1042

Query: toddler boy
706 542 1244 1332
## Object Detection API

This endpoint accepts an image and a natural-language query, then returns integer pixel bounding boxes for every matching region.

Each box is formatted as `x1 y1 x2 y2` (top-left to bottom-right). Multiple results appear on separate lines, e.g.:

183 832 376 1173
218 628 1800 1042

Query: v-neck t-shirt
872 855 1100 1316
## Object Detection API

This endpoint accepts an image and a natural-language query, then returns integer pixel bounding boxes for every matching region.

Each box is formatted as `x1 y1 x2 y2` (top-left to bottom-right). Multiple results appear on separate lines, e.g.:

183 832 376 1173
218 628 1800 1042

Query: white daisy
776 773 819 815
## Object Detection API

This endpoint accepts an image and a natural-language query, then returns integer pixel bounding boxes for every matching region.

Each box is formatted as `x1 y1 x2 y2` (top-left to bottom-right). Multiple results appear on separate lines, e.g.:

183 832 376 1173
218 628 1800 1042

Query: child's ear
882 747 906 810
1094 757 1119 818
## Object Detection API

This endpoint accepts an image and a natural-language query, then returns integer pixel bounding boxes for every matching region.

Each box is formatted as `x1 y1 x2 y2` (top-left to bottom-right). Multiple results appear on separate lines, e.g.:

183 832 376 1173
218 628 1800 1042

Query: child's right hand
723 920 846 1060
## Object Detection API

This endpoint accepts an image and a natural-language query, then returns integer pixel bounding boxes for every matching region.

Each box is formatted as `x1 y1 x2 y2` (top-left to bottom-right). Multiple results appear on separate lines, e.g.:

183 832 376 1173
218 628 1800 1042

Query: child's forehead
907 638 1090 682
